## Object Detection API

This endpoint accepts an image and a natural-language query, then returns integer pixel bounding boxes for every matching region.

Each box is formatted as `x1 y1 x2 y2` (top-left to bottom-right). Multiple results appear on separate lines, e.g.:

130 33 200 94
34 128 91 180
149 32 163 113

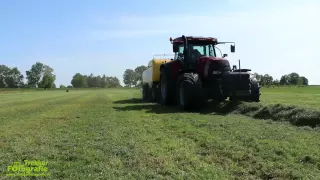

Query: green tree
94 75 102 87
262 74 273 86
60 85 66 88
100 74 108 88
38 65 56 88
0 65 10 88
134 65 148 87
288 72 300 85
253 73 273 86
0 65 24 88
25 62 55 88
106 76 121 88
279 73 308 86
252 73 262 83
87 73 95 87
71 73 88 88
26 62 45 87
273 79 280 86
299 76 309 85
7 67 24 88
280 75 290 85
123 69 136 87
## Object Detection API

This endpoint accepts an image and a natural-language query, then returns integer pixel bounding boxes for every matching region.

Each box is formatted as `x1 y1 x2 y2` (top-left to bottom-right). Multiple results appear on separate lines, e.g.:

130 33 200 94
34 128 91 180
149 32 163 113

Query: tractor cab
170 36 235 70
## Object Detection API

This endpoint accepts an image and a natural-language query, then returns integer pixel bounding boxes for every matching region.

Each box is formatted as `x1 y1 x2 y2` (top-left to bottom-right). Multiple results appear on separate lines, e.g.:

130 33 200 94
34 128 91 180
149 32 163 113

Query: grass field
1 87 320 179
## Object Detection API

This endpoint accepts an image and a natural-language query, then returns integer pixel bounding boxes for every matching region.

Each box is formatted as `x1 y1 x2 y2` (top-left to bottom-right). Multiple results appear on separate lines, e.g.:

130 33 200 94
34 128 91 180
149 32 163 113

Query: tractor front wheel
234 80 261 102
249 81 261 102
177 73 204 110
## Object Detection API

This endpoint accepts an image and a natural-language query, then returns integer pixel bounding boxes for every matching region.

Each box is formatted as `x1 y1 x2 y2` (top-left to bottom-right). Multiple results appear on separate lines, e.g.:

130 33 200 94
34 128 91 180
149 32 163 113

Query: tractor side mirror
173 44 179 52
230 45 235 53
223 54 228 58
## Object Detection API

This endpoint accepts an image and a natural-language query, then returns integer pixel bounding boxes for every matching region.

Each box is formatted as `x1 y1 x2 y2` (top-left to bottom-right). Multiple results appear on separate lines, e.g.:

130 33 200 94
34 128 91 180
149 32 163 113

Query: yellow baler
142 54 174 101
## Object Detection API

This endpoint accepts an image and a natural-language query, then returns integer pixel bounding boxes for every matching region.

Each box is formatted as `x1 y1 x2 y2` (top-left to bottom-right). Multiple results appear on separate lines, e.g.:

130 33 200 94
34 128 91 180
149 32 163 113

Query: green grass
260 86 320 109
1 87 320 179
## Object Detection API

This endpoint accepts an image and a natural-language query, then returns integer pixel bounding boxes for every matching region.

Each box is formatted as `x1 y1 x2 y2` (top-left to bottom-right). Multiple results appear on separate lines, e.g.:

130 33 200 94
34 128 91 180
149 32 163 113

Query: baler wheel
142 84 150 101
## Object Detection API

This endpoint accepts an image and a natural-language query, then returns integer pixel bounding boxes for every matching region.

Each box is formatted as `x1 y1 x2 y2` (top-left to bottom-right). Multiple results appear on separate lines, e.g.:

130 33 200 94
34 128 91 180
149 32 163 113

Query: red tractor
157 35 261 110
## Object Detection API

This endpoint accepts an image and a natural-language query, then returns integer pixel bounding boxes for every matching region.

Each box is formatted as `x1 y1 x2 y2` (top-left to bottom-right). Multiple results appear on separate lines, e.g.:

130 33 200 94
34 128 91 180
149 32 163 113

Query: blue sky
1 0 319 85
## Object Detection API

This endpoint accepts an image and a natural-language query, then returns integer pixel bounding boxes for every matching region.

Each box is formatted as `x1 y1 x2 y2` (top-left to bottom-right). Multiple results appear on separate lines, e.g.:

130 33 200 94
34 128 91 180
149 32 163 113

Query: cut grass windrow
203 101 320 127
113 98 320 128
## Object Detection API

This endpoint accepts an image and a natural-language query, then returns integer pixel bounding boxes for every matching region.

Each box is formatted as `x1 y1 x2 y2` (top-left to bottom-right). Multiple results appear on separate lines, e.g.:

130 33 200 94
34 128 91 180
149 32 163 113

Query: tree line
70 73 121 88
122 65 309 87
252 72 308 86
122 65 148 87
0 62 56 88
0 62 309 89
0 62 122 89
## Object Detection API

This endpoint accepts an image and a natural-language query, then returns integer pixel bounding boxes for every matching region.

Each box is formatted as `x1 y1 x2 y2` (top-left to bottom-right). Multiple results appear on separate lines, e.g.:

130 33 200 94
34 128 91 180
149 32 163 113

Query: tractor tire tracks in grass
0 91 96 178
2 89 320 179
111 94 320 179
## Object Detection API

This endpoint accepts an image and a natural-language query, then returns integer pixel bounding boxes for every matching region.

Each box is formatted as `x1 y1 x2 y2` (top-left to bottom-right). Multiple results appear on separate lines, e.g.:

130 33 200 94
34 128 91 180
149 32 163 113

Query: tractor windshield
187 41 216 62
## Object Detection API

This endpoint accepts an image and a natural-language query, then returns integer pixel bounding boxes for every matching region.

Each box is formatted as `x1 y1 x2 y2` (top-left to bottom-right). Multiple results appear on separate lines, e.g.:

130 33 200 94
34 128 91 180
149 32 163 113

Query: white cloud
91 2 320 39
91 29 171 40
89 2 320 84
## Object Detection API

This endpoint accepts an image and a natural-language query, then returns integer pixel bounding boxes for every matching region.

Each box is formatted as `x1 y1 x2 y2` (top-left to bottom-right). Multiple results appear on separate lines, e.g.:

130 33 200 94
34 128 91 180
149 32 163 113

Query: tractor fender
159 60 182 88
160 64 170 81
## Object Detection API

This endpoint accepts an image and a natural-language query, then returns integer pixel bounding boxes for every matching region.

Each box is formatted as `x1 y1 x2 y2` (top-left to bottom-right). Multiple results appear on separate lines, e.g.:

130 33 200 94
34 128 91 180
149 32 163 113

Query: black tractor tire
177 73 205 111
142 84 151 101
159 68 175 105
229 96 237 102
151 84 160 102
215 92 227 102
229 81 261 102
249 81 261 102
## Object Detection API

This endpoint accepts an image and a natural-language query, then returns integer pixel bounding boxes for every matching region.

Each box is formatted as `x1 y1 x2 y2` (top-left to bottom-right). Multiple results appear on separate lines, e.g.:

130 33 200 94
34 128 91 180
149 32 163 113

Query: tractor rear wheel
177 73 204 110
159 69 175 105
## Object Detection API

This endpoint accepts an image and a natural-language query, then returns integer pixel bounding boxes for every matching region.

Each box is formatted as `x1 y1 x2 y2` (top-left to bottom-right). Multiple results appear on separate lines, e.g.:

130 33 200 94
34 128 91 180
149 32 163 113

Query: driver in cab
191 48 202 60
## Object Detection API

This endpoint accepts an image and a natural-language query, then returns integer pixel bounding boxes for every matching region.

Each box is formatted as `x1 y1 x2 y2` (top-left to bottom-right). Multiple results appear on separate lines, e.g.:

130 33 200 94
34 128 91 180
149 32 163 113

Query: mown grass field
1 87 320 179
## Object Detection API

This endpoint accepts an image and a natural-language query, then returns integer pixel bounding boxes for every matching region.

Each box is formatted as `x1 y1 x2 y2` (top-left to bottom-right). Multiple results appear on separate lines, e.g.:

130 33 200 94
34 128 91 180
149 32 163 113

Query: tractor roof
171 36 217 43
